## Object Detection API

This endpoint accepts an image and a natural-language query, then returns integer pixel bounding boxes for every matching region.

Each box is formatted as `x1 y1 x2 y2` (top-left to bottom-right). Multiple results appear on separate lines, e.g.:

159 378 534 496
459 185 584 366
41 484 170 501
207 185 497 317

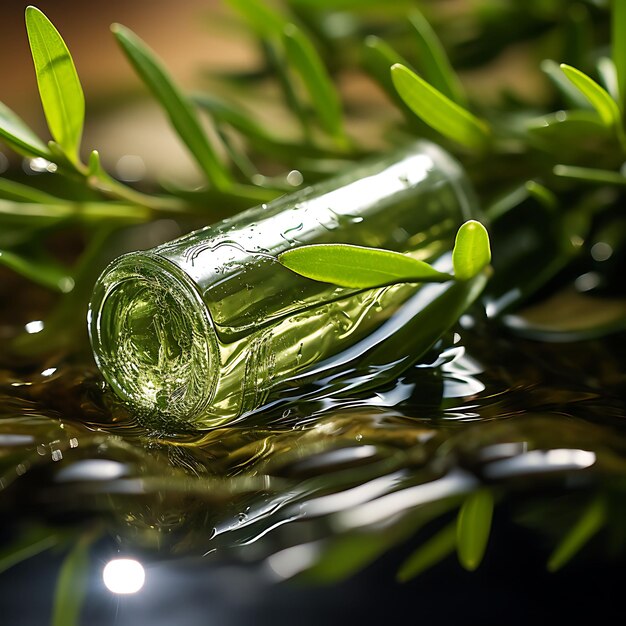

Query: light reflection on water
0 320 625 601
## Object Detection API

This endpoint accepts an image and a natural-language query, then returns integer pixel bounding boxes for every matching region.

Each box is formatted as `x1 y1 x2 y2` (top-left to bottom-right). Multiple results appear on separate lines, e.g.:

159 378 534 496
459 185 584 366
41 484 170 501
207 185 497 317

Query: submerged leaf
112 24 232 191
279 243 453 288
391 64 490 151
547 497 606 572
456 489 494 571
51 538 91 626
25 6 84 163
452 220 491 281
397 522 457 581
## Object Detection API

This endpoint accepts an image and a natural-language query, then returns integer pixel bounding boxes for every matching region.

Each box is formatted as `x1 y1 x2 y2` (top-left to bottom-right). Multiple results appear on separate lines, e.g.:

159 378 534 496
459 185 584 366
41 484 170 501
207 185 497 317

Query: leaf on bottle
452 220 491 281
25 6 84 163
111 24 232 191
279 243 453 288
391 64 490 151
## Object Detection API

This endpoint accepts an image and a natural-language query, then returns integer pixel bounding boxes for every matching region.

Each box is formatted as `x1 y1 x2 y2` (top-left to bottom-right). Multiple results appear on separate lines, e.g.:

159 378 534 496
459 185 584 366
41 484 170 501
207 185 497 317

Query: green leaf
25 6 84 163
559 63 620 127
0 248 74 293
553 164 626 185
547 497 606 572
362 36 410 102
612 0 626 111
541 60 593 110
225 0 287 38
391 64 490 151
0 101 52 159
0 178 65 204
282 23 346 143
408 9 466 106
279 243 453 289
396 522 457 581
524 180 558 211
0 527 59 575
452 220 491 281
111 24 232 191
456 489 494 571
51 539 91 626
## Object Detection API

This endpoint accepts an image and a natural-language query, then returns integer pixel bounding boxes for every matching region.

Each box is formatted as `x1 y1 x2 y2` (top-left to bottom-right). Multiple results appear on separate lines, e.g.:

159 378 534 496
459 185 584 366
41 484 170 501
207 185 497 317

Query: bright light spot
115 155 146 182
28 157 57 173
41 367 57 377
575 271 601 293
24 320 44 334
267 543 318 579
286 169 303 186
590 241 613 262
58 276 75 293
103 559 145 594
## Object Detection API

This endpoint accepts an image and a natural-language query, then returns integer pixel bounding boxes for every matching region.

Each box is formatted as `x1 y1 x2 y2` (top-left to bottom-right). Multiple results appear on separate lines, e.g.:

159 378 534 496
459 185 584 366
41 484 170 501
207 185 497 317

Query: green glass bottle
88 141 477 429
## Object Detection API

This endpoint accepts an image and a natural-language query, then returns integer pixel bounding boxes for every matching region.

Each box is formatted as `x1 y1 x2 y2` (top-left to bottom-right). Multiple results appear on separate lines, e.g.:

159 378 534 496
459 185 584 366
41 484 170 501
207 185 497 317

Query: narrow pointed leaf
408 9 466 105
456 489 494 571
547 497 606 572
25 6 84 162
279 243 453 288
612 0 626 111
560 64 620 127
541 60 593 110
0 528 59 575
362 36 411 103
0 101 51 159
0 178 65 204
283 23 345 143
51 540 91 626
0 249 74 292
553 164 626 185
452 220 491 281
225 0 286 38
391 64 490 151
112 24 232 190
396 522 457 581
524 181 558 211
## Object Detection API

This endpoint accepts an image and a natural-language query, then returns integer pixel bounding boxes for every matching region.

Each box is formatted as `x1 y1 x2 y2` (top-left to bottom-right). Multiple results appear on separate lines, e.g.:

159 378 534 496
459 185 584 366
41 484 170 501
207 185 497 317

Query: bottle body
89 141 476 429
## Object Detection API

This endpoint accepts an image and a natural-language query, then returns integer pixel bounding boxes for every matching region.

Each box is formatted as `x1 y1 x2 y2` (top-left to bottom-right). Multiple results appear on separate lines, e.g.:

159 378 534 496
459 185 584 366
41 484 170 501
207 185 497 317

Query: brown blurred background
0 0 259 183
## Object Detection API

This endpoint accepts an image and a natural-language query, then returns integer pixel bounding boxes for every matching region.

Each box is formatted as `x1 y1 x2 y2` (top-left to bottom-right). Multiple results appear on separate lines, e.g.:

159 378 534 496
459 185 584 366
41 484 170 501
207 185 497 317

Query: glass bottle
88 141 477 430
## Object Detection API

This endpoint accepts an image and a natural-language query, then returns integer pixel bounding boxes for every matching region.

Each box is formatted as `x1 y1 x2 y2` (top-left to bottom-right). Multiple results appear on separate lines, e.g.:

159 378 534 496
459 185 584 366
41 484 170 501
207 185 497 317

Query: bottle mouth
88 253 217 429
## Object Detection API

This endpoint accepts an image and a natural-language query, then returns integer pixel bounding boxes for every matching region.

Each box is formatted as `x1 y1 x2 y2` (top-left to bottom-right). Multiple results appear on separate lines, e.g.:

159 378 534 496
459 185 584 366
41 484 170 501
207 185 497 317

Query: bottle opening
88 254 216 427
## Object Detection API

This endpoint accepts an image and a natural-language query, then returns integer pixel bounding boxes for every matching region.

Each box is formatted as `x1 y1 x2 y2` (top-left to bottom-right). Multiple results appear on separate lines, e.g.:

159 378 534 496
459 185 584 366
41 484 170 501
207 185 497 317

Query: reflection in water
0 314 625 624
